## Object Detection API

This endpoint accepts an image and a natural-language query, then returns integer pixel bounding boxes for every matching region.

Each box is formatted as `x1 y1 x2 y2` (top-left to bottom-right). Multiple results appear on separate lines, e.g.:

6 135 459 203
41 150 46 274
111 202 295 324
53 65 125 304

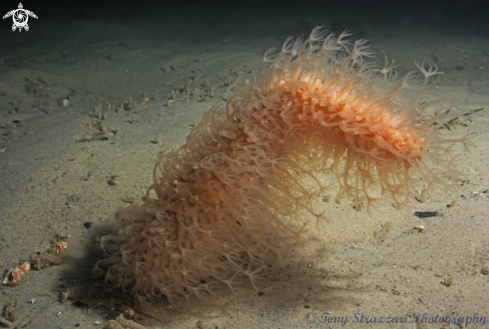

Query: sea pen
93 27 473 302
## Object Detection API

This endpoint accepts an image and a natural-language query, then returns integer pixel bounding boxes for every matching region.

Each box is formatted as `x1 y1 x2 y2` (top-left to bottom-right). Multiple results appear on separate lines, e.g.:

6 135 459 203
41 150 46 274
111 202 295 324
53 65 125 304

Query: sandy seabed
0 2 488 328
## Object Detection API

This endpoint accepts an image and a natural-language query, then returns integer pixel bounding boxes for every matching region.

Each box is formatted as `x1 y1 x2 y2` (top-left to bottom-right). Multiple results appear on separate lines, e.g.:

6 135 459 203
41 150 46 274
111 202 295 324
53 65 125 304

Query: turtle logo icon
3 3 38 32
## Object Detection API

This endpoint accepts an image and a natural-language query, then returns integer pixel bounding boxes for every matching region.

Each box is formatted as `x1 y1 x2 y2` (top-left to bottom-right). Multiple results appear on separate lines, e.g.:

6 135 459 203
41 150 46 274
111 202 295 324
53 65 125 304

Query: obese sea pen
93 27 473 303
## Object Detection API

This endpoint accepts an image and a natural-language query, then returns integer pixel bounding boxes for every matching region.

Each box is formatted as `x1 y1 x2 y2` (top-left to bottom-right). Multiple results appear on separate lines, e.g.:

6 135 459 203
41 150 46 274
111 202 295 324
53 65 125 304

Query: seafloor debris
55 241 68 253
103 314 147 329
30 252 63 270
441 277 454 287
4 304 18 322
2 262 30 286
413 225 425 231
0 301 18 327
30 238 66 270
441 107 484 130
413 211 441 218
60 287 80 303
0 316 11 327
118 306 135 320
76 118 118 142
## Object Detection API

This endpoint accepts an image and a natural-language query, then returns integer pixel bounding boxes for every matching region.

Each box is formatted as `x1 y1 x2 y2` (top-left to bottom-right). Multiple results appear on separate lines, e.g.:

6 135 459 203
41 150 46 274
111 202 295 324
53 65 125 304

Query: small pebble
441 277 454 287
107 175 119 186
5 305 18 321
446 200 457 207
481 267 489 275
0 316 12 327
94 321 101 325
